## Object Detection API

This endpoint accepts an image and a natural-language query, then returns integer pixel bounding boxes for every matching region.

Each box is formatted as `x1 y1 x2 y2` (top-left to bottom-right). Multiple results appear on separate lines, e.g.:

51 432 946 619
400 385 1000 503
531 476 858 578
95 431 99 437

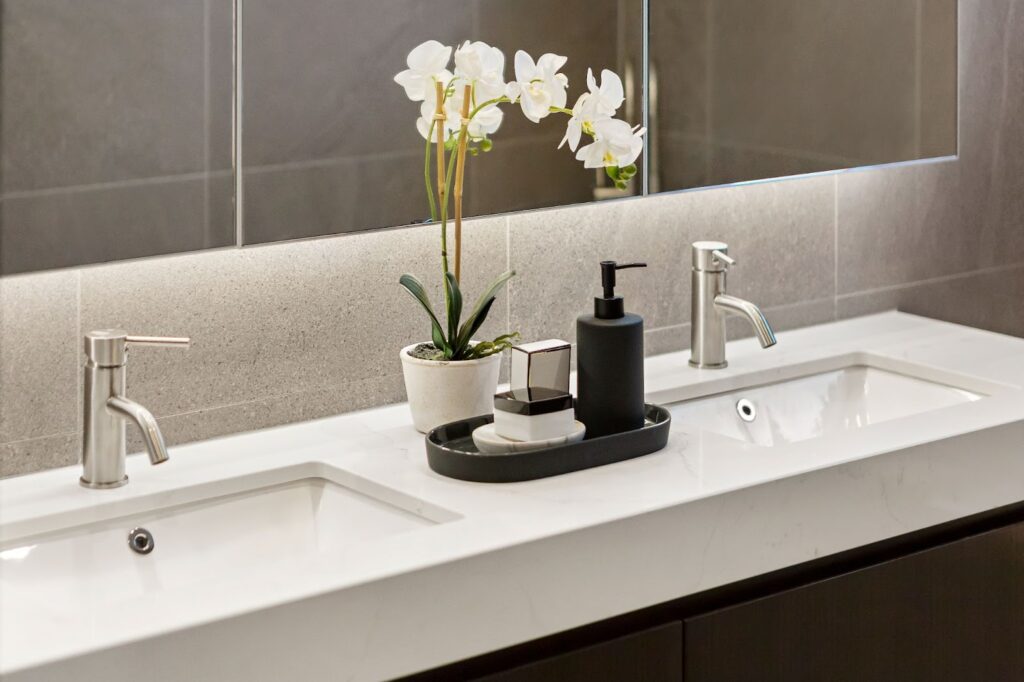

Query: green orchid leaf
399 273 448 351
432 325 450 356
454 269 515 353
455 298 495 356
445 271 462 346
465 332 520 359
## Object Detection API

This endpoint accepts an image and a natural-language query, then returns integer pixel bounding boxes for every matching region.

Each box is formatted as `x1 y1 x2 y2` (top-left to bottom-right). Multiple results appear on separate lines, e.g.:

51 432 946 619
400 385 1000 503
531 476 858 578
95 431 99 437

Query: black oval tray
425 404 671 483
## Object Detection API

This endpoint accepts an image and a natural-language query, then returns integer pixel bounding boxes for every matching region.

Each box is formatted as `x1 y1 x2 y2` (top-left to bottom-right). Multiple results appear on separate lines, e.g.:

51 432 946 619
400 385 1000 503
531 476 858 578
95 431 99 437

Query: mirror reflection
239 0 644 245
0 0 235 275
648 0 957 192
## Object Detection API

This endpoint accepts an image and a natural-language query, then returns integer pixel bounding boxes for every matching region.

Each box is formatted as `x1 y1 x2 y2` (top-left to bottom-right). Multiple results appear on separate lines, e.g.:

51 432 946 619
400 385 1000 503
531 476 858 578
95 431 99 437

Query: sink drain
736 398 757 422
128 527 155 555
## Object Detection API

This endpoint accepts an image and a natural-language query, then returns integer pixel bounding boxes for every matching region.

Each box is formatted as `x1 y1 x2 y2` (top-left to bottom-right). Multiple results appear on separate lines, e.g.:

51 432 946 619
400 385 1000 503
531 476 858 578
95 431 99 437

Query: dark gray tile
708 144 854 187
837 265 1024 339
1 174 234 274
0 270 79 443
651 132 708 194
241 0 471 167
466 136 602 218
918 0 959 158
474 0 628 140
711 0 923 166
242 154 428 244
957 0 1024 268
837 0 1024 295
648 0 709 139
1 0 231 192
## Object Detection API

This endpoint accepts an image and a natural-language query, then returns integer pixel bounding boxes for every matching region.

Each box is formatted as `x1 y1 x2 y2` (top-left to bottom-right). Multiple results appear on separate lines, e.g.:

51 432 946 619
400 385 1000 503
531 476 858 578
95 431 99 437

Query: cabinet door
475 621 683 682
684 522 1024 682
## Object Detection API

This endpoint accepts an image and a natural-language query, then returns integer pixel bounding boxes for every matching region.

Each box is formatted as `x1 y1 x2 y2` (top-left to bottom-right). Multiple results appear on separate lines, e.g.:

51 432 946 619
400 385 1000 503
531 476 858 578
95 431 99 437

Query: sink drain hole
736 398 757 422
128 527 154 555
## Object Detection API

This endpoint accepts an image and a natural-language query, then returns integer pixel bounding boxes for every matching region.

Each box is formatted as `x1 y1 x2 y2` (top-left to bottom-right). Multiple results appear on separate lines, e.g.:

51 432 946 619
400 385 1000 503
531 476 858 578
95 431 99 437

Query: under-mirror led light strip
232 0 244 246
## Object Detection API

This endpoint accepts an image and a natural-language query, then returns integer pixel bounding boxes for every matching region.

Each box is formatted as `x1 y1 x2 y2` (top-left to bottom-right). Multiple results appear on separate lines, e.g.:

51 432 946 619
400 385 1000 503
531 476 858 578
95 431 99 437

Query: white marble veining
2 313 1024 681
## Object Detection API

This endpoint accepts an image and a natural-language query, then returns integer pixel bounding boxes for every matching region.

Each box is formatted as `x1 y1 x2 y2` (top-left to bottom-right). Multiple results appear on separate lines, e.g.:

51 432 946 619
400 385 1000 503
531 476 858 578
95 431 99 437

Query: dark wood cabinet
684 521 1024 682
406 506 1024 682
474 621 682 682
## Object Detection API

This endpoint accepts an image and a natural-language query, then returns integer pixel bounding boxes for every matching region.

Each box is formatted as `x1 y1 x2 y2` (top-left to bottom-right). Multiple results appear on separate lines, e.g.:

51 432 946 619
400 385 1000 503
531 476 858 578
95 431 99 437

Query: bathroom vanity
2 313 1023 681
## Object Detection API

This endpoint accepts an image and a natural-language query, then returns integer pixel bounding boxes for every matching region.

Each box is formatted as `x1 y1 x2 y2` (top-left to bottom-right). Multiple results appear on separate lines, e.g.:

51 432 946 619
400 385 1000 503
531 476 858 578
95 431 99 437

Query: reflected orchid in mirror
394 40 644 362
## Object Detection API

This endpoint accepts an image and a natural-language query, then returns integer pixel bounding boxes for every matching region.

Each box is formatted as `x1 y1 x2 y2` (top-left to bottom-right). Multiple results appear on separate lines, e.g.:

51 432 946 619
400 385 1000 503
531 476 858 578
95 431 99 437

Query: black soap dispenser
576 261 647 438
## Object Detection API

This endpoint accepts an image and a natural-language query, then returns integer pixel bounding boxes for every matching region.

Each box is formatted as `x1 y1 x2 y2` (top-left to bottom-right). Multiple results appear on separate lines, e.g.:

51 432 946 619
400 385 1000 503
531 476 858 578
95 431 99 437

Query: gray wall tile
0 432 79 478
127 375 408 453
507 175 835 344
837 264 1024 338
837 0 1024 295
0 270 79 443
78 217 508 420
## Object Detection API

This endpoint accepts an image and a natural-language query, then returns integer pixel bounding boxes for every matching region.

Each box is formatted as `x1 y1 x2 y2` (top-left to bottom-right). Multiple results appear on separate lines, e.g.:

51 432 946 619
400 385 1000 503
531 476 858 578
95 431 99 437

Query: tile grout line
836 262 1024 300
1 430 80 449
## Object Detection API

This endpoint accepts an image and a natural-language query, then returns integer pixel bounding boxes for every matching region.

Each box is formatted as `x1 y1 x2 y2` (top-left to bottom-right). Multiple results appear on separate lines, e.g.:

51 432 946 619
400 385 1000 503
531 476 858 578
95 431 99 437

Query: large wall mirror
0 0 235 274
0 0 957 275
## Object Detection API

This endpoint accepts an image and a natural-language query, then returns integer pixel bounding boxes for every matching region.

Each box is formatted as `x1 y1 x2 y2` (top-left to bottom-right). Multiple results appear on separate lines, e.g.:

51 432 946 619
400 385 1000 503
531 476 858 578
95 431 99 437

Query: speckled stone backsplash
2 0 1022 477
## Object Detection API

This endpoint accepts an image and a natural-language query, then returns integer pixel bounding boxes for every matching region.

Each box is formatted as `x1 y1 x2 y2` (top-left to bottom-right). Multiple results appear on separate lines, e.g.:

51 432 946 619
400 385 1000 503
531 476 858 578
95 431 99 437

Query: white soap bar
494 407 577 443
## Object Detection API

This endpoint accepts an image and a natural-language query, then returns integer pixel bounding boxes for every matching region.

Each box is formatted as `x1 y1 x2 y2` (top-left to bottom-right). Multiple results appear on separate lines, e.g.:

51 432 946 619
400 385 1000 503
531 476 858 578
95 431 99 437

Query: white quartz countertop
3 313 1024 681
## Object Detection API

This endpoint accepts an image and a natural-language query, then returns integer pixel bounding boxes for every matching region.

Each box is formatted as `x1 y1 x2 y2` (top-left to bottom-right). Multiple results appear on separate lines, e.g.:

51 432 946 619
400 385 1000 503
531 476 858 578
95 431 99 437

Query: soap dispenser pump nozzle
596 261 647 319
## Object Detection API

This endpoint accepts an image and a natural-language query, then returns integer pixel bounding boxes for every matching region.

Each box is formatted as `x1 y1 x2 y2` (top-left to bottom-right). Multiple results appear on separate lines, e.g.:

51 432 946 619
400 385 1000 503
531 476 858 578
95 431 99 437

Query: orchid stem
424 122 438 222
454 84 472 284
434 81 449 279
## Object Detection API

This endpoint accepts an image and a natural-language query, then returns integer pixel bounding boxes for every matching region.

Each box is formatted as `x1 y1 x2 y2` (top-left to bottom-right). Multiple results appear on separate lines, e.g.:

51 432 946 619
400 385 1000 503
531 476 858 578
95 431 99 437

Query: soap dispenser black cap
595 261 647 319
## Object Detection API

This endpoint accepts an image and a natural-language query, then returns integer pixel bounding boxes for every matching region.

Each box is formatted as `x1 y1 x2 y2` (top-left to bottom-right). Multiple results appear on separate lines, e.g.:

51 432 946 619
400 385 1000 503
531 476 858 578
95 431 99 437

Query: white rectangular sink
668 355 1004 448
0 467 457 608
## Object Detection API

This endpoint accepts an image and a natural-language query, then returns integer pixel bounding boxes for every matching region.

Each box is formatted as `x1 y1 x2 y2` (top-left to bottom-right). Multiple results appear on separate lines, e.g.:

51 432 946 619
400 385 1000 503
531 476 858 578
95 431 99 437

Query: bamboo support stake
434 81 448 274
453 84 472 283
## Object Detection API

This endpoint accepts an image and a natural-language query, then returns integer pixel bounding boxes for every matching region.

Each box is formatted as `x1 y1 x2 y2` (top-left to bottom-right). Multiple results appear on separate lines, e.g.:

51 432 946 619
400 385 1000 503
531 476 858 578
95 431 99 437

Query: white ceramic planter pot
400 343 501 433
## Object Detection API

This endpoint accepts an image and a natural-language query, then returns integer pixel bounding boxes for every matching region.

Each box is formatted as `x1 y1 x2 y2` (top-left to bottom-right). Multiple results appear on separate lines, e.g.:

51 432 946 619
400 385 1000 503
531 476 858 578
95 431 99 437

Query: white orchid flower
416 80 504 141
575 118 646 168
394 40 453 102
454 41 506 103
586 68 625 116
446 80 504 138
559 92 610 152
511 50 569 123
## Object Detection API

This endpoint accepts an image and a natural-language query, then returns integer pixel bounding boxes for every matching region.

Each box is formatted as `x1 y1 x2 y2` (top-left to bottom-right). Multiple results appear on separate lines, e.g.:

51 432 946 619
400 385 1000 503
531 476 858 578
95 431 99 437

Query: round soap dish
472 421 586 455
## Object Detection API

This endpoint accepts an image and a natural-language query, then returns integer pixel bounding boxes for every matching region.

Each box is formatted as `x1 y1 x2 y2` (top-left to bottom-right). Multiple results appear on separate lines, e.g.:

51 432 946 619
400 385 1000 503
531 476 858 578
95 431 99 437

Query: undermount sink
668 354 1005 448
0 467 457 607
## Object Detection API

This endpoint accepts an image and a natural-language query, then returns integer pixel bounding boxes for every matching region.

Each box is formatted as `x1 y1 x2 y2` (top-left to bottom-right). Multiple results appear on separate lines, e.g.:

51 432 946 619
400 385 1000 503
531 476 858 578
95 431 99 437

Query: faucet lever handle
125 335 191 349
711 250 736 267
85 330 190 367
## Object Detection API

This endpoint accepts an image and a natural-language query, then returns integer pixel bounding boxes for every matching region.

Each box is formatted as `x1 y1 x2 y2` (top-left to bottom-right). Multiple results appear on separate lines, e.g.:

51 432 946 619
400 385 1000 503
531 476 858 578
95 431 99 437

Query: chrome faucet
80 330 190 489
689 241 777 369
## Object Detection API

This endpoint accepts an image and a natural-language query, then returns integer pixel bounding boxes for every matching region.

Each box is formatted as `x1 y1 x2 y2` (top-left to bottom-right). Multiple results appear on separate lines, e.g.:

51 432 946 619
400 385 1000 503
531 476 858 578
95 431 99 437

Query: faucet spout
714 294 777 349
107 396 169 465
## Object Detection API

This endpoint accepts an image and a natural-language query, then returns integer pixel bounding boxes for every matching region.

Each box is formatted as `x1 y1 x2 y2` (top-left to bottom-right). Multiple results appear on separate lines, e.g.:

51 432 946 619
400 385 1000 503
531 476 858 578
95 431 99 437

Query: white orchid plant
396 40 645 361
